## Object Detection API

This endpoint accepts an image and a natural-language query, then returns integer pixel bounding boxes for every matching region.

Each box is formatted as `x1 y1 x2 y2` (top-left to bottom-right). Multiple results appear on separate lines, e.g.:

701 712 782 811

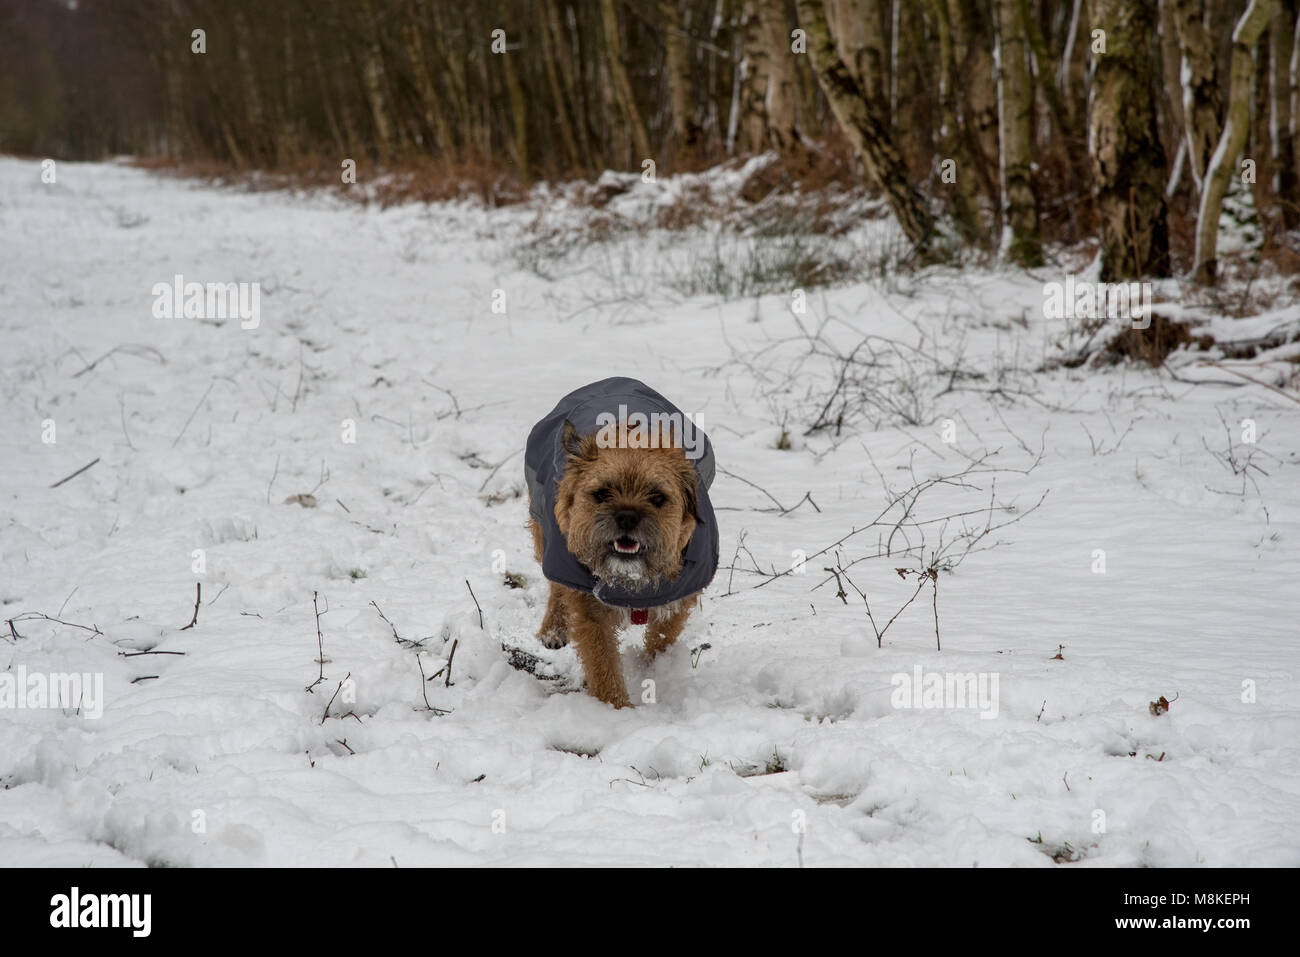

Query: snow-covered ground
1 157 1298 867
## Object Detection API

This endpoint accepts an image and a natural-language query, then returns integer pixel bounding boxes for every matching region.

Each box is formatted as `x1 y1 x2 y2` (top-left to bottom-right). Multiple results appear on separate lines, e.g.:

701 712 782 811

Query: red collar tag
630 608 649 625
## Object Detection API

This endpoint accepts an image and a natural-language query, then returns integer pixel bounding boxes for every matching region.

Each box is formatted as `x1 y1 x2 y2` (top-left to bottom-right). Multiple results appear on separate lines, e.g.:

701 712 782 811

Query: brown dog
528 418 715 707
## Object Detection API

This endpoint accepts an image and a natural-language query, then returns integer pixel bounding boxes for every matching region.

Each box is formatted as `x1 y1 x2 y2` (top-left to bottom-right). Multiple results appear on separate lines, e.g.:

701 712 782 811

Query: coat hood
524 377 719 607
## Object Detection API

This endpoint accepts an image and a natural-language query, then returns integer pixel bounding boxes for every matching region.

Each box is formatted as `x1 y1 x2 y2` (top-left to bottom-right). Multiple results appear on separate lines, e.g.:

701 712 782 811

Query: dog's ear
561 420 587 461
678 462 703 525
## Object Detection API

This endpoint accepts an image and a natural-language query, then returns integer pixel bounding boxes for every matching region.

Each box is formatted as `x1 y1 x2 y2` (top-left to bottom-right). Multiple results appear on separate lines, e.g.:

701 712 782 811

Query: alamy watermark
594 406 706 460
890 665 999 719
0 667 104 719
50 887 150 937
1042 277 1152 329
151 273 260 329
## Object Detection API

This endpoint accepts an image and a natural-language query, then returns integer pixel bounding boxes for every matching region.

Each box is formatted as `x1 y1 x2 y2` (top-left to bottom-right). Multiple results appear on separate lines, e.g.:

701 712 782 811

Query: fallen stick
179 582 201 630
465 580 483 629
50 457 100 489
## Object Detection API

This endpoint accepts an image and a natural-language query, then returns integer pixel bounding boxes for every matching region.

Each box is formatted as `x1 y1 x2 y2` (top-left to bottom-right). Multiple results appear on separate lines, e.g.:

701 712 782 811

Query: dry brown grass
1098 313 1214 367
129 153 532 208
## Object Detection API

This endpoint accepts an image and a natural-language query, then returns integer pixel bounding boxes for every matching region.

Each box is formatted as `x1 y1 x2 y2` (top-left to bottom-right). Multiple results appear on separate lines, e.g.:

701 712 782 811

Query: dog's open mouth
611 536 642 556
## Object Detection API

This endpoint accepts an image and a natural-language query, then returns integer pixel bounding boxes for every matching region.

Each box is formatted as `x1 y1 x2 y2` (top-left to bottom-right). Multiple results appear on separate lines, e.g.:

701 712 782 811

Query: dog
524 378 719 707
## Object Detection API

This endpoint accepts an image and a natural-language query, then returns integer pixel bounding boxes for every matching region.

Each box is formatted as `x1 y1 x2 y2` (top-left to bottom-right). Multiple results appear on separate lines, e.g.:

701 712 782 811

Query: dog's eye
648 491 667 508
591 488 612 503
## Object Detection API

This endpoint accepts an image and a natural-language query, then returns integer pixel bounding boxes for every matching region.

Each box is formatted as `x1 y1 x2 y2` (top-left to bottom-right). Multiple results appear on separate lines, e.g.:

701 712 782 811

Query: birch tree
660 0 701 154
1087 0 1171 281
1268 0 1298 227
1171 0 1222 193
1194 0 1280 283
599 0 652 164
995 0 1042 265
795 0 941 258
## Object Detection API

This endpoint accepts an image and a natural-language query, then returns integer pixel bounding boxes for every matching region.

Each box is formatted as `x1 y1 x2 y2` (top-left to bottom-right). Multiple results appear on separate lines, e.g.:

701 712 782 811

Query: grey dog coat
525 377 719 608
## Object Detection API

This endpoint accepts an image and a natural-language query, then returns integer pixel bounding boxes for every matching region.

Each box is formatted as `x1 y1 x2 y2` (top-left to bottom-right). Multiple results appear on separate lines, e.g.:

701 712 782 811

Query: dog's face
553 420 700 590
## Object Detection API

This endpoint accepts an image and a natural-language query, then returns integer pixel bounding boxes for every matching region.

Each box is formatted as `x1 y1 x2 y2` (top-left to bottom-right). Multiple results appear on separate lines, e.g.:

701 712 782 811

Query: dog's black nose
614 509 640 531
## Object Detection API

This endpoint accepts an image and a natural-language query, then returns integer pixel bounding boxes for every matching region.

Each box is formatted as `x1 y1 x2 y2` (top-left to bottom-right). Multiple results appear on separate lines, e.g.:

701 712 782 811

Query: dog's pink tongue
630 608 648 625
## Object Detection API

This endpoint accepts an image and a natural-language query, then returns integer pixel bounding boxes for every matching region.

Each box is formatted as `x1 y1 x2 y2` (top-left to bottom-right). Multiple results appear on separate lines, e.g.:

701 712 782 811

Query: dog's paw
538 629 569 649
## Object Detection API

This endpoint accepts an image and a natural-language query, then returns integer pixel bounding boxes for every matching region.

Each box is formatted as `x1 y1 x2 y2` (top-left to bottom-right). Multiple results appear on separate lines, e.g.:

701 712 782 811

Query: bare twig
171 379 217 449
50 458 101 489
70 343 165 379
415 655 452 715
8 611 102 636
477 448 522 493
931 567 941 651
119 393 135 451
310 460 330 494
266 454 281 504
500 643 565 680
465 580 484 630
1197 361 1300 406
716 466 820 515
321 672 352 724
370 600 433 648
306 591 327 692
179 582 201 630
443 639 459 688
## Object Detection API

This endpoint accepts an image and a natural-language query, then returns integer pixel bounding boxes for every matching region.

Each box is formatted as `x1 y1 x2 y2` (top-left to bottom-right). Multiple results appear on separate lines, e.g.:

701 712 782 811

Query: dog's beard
572 516 680 591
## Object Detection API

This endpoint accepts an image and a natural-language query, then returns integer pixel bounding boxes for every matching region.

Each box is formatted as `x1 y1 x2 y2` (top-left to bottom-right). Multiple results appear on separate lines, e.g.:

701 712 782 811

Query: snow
1 157 1298 867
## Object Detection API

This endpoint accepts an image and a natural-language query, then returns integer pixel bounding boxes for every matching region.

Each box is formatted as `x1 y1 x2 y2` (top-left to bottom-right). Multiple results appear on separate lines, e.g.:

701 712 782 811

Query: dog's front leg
537 582 569 648
565 592 630 708
644 595 697 658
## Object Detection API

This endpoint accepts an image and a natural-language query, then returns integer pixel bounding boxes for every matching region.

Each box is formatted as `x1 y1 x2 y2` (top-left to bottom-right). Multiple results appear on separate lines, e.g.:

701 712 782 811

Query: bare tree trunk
1270 0 1299 227
430 1 470 153
1292 6 1300 191
502 39 530 179
1159 0 1190 195
1253 11 1275 225
475 14 492 160
537 10 580 169
759 0 799 150
795 0 941 257
280 17 301 165
547 0 594 167
1171 0 1222 193
660 0 701 154
889 0 900 120
165 70 185 159
233 12 267 164
703 0 726 150
306 23 346 156
1195 0 1279 283
402 7 453 157
1059 0 1085 118
948 0 1002 217
599 0 652 163
996 0 1043 265
737 0 770 152
1087 0 1172 281
927 0 983 243
1022 0 1089 193
832 0 888 102
358 1 396 163
726 21 744 155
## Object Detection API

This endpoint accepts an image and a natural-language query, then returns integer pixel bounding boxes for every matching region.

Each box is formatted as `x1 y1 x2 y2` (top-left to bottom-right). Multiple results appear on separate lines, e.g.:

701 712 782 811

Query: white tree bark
1194 0 1280 283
